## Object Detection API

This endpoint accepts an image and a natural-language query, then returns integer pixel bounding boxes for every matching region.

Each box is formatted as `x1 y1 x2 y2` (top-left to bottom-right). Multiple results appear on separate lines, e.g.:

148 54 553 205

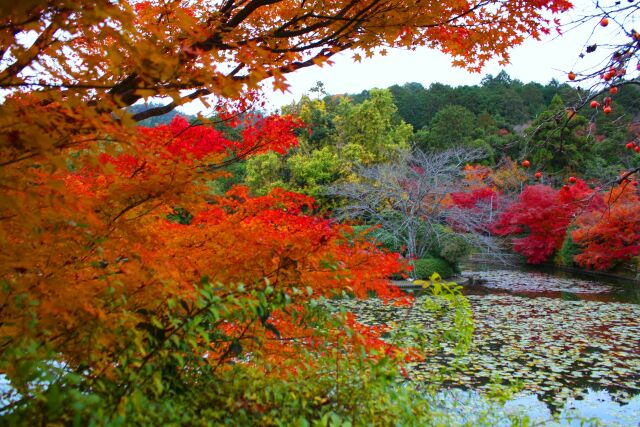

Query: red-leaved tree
572 184 640 270
492 180 603 263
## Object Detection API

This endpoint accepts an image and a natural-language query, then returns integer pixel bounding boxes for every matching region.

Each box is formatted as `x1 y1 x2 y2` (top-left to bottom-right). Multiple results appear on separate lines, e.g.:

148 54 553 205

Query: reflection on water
433 388 640 426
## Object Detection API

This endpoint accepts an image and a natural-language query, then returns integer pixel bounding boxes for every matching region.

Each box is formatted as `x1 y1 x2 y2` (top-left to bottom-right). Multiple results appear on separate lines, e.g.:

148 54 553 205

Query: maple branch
131 88 209 122
417 0 493 28
271 0 361 39
212 319 257 373
248 1 381 54
130 41 346 122
226 0 283 30
108 72 142 107
107 1 384 111
0 22 57 84
0 82 135 89
111 195 156 224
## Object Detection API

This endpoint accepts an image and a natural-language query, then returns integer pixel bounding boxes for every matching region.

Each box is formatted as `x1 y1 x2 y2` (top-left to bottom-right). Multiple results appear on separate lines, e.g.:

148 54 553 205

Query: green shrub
412 257 454 279
1 288 484 427
557 231 580 267
426 225 472 271
439 234 472 267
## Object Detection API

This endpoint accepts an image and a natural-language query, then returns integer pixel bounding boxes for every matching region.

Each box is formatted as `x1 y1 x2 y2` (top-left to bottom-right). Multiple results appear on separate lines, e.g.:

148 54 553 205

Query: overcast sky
180 0 623 114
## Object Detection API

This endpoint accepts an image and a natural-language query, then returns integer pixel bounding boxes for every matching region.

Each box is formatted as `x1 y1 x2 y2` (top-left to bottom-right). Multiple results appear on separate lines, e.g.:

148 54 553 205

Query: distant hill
344 71 640 131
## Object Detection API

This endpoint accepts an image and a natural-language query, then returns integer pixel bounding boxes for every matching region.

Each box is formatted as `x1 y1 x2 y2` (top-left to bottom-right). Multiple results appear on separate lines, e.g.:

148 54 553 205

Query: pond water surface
343 265 640 426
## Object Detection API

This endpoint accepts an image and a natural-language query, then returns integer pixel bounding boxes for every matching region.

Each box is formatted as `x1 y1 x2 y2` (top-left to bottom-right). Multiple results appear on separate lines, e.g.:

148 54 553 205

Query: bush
412 257 454 279
426 225 471 270
556 232 580 267
439 234 472 267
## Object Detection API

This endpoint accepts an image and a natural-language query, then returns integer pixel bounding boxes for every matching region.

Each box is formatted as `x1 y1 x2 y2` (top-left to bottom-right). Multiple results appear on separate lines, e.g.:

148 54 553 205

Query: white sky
178 0 630 114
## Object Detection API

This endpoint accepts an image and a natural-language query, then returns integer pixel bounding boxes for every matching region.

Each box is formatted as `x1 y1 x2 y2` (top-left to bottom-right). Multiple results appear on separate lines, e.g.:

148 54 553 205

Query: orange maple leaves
158 185 405 301
0 114 405 372
572 184 640 270
1 1 572 126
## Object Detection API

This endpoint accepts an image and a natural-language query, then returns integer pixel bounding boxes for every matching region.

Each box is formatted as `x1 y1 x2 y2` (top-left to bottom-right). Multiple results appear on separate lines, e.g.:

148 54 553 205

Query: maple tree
491 180 603 264
1 115 412 423
0 0 574 423
470 159 529 193
451 187 499 210
572 183 640 270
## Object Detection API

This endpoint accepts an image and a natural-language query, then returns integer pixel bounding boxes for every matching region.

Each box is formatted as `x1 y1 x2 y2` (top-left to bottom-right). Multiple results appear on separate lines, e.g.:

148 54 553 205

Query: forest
1 1 639 426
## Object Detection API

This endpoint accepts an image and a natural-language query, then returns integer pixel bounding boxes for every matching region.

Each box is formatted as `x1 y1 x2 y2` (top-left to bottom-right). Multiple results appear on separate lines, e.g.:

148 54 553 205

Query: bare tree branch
328 148 509 272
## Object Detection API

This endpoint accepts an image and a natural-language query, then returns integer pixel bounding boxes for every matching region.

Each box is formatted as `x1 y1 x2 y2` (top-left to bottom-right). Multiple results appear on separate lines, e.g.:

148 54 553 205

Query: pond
340 265 640 426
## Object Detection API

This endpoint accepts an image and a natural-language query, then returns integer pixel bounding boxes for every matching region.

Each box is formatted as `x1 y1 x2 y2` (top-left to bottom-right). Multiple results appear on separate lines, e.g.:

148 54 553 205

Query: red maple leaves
492 179 639 269
492 180 603 264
